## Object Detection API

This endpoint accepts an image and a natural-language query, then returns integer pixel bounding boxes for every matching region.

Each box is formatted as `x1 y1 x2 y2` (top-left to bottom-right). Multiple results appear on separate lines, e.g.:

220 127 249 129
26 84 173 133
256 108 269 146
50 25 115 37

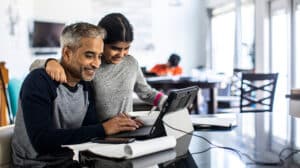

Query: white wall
147 0 207 75
33 0 94 23
0 0 33 79
0 0 207 78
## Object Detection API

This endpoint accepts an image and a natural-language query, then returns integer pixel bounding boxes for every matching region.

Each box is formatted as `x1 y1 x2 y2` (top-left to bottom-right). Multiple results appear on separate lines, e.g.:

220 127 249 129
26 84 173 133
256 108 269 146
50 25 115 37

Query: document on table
64 136 176 159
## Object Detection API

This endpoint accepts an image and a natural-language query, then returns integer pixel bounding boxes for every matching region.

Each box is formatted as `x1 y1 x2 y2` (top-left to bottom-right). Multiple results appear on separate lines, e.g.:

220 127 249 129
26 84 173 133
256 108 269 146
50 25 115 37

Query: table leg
193 95 199 114
208 88 217 114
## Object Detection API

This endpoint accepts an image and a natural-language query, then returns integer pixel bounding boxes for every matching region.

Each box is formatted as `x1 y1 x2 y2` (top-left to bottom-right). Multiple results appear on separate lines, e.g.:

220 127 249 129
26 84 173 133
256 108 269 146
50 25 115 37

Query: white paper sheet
64 136 176 159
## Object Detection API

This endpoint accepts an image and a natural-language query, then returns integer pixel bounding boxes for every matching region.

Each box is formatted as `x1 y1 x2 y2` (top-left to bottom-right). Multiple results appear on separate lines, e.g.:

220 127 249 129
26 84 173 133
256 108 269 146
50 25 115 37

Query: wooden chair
0 62 12 126
240 73 278 113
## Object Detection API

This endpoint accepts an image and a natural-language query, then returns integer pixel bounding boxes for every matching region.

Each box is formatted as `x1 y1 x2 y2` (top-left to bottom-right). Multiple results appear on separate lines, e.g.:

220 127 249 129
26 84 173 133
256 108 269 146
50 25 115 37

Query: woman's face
103 41 131 64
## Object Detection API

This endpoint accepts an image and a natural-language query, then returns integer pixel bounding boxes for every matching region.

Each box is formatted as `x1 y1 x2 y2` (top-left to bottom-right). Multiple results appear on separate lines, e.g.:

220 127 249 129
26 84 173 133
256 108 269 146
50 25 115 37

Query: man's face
102 41 131 64
64 37 103 82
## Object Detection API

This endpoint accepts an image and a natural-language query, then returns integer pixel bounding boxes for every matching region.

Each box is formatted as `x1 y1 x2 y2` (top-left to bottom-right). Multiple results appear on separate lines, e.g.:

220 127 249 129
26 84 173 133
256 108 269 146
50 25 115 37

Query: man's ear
62 46 72 61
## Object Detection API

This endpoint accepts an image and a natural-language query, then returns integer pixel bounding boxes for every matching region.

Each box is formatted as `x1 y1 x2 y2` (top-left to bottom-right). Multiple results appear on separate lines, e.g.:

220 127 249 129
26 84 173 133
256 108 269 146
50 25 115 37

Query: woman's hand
46 60 67 83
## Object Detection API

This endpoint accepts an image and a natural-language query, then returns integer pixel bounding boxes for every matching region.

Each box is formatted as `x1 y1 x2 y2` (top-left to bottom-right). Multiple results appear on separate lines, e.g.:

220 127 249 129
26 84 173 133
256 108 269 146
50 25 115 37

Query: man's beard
64 63 83 81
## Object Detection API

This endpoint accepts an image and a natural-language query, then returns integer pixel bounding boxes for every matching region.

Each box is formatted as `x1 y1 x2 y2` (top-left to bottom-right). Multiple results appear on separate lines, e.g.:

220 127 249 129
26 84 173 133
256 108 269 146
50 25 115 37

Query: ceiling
205 0 253 9
205 0 234 8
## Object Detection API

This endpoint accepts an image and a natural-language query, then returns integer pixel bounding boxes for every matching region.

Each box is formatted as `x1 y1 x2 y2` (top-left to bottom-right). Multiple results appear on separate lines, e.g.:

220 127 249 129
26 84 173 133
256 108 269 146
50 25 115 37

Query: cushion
0 125 14 167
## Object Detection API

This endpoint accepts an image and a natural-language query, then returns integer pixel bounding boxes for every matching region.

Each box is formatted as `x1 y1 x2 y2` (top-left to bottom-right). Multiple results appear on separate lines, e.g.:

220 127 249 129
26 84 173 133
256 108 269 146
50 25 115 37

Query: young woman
31 13 166 122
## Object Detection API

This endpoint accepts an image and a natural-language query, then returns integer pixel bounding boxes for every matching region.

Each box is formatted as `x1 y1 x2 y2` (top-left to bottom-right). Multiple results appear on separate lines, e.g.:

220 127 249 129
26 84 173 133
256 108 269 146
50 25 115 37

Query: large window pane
211 11 235 75
240 4 255 69
294 3 300 148
295 5 300 88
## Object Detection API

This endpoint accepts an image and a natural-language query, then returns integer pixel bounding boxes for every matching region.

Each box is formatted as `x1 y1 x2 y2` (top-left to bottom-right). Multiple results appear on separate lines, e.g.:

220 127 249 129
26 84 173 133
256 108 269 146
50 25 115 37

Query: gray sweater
30 55 165 122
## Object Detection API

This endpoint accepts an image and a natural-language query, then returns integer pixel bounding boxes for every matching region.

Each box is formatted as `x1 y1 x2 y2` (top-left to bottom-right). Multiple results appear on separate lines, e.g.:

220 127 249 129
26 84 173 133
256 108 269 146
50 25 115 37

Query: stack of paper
64 136 176 159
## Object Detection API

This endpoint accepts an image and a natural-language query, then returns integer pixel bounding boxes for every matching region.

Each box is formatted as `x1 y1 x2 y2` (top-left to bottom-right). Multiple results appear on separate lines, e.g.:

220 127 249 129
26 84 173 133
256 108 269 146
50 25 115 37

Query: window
270 1 290 143
211 10 235 75
240 3 255 69
295 3 300 88
293 0 300 148
211 2 255 75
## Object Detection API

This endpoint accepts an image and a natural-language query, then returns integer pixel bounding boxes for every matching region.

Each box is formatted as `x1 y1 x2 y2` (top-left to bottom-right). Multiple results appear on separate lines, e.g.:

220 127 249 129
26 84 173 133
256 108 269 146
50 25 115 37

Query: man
11 22 138 167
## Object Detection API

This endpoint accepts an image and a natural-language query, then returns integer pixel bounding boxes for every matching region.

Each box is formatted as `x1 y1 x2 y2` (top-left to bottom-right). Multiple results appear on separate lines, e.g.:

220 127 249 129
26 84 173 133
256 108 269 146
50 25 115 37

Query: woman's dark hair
168 54 181 67
97 13 134 44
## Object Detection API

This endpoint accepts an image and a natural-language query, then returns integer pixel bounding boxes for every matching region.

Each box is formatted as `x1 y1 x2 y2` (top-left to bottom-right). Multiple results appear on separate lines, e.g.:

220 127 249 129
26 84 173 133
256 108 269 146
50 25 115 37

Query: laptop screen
150 86 199 137
161 86 199 115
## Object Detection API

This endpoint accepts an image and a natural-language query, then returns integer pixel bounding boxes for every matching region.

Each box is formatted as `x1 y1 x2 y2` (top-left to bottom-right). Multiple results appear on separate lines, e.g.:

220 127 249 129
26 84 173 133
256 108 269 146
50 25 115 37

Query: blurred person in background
150 53 182 76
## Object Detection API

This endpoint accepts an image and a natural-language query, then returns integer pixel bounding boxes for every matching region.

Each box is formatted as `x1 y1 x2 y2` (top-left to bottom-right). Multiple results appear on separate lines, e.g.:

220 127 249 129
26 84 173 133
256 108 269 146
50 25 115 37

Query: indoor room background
0 0 208 79
2 0 300 155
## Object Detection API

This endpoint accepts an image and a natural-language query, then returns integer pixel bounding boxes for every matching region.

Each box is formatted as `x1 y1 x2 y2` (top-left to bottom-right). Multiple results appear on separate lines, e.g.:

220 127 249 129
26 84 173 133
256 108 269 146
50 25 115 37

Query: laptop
191 113 237 130
110 86 199 139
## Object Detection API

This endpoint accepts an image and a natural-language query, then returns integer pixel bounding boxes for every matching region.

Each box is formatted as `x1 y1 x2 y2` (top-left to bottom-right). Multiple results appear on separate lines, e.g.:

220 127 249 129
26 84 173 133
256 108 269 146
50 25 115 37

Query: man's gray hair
60 22 106 50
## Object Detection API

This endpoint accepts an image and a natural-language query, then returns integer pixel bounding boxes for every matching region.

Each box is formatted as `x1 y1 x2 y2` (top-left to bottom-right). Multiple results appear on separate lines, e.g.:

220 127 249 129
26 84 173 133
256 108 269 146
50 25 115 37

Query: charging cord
163 121 300 166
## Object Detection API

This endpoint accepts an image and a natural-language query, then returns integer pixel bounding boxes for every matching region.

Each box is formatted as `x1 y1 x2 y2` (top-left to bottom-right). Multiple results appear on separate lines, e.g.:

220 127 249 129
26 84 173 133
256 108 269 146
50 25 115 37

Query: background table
146 76 220 114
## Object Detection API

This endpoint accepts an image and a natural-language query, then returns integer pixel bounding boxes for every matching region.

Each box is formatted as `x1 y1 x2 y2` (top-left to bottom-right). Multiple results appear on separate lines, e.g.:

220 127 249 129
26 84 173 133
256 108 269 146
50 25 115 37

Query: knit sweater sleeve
29 58 60 71
21 69 105 154
132 57 167 107
29 59 47 71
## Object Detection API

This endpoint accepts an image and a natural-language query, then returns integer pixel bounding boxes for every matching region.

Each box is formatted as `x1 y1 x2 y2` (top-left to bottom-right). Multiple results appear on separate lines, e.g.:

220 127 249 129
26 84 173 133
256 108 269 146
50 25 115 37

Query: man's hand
102 115 140 135
46 60 67 83
118 112 144 127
